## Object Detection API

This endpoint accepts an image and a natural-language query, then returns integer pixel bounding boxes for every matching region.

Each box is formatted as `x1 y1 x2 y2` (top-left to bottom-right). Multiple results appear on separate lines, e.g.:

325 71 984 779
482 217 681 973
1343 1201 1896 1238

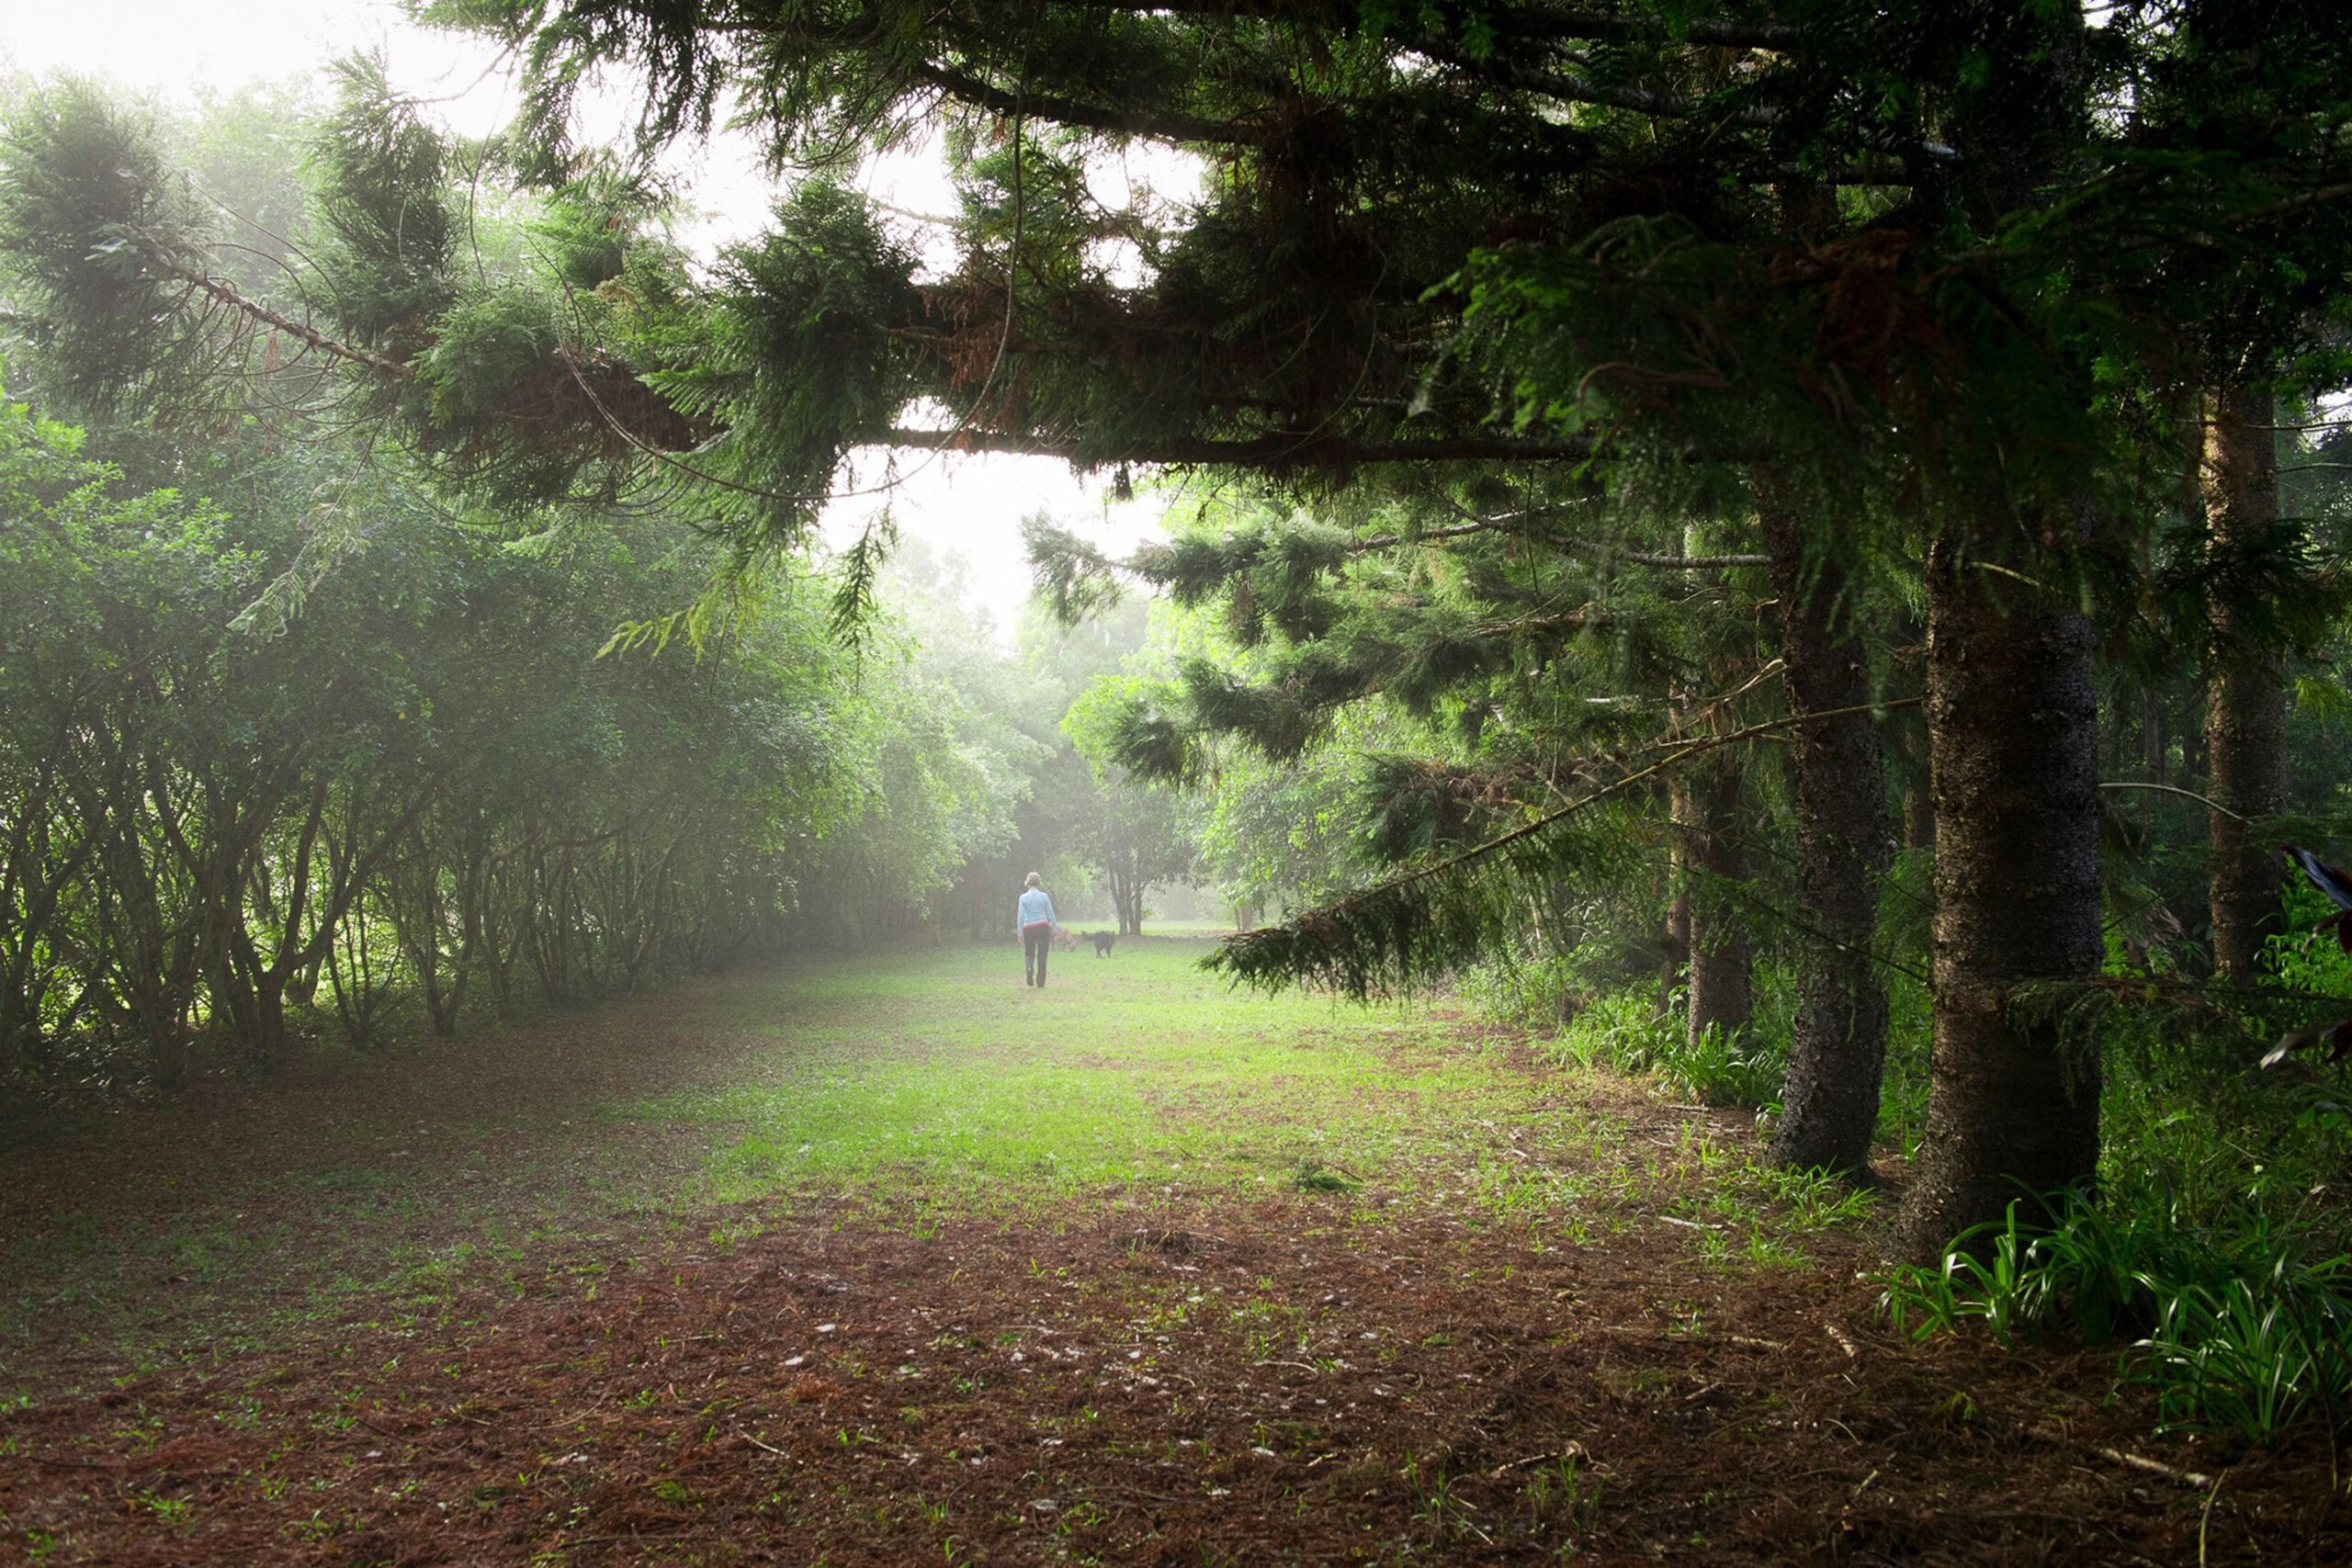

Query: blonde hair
1023 871 1042 888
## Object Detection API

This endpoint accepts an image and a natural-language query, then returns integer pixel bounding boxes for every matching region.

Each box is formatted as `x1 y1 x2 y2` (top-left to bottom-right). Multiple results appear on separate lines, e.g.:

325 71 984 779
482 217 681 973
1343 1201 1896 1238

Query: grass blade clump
1879 1193 2352 1442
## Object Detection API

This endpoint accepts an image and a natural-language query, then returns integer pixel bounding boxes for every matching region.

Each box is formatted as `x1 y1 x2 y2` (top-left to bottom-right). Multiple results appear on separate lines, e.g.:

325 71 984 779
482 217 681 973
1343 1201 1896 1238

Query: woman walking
1016 872 1059 987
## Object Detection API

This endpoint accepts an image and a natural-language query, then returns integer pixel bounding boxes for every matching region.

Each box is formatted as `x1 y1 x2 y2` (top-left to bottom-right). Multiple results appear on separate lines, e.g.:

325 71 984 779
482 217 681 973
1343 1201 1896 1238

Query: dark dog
1090 931 1117 957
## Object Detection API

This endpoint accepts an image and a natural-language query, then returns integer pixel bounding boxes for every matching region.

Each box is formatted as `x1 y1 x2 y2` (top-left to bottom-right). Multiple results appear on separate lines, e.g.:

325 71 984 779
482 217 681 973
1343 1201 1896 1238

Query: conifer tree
2204 385 2287 980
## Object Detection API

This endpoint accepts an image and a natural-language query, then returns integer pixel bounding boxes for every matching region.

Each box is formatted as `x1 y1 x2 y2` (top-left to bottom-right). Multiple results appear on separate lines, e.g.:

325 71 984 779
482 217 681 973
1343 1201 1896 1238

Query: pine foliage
309 55 457 351
0 84 231 417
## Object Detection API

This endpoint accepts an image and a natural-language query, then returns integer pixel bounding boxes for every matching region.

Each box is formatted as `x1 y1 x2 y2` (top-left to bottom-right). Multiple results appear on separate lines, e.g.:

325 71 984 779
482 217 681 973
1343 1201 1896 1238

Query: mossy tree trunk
1679 754 1752 1052
1657 782 1690 1023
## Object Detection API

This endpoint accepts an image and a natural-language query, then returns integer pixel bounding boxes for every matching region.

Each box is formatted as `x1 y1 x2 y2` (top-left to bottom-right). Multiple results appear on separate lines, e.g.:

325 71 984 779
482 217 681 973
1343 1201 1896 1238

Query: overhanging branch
1215 694 1923 984
879 426 1609 466
1057 3 1803 51
144 242 412 380
909 62 1260 146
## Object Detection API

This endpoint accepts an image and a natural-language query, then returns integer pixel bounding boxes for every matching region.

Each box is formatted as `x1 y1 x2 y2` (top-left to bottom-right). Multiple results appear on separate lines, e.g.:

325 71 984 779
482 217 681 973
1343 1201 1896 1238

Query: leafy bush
1455 951 1589 1032
1879 1203 2051 1347
2138 1265 2352 1442
1466 953 1795 1108
1880 1194 2352 1442
2267 879 2352 998
1671 1022 1785 1109
1876 973 1934 1154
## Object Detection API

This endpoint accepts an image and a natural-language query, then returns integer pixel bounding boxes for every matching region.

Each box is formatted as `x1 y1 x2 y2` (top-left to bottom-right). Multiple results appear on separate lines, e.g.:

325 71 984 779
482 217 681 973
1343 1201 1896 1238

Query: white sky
0 0 1177 637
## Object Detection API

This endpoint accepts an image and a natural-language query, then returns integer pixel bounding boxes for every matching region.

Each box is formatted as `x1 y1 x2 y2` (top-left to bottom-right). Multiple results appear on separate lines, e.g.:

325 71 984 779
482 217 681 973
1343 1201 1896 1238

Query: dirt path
1 944 2342 1562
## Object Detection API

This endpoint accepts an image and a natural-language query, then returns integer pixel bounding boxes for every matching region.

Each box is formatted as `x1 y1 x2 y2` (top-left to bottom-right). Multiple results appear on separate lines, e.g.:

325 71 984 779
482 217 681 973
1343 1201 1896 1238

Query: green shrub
1457 951 1589 1032
1470 958 1794 1109
1879 1194 2352 1442
1879 1202 2052 1347
2267 880 2352 998
2136 1264 2352 1442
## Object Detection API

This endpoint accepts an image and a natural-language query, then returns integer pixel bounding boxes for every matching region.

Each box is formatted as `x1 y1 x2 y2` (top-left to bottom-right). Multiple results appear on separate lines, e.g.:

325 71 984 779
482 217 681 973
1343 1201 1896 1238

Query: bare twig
1489 1442 1587 1478
2019 1425 2214 1488
144 243 412 378
2100 780 2247 822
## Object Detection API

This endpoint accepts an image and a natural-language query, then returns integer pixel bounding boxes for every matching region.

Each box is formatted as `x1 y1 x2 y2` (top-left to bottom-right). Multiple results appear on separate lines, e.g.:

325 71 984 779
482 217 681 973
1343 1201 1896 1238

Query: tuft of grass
1516 987 1787 1110
1748 1164 1877 1233
1521 1450 1603 1533
1464 959 1938 1152
1291 1158 1357 1194
1401 1449 1476 1547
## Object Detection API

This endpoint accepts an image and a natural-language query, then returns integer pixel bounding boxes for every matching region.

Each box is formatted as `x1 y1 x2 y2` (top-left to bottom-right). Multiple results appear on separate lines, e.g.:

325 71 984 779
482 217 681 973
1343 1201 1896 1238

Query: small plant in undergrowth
1457 950 1588 1031
1517 985 1672 1071
1749 1164 1877 1235
1874 971 1934 1155
1878 1202 2052 1347
1668 1022 1785 1110
1521 1450 1603 1525
1878 1194 2352 1442
1291 1156 1356 1194
1401 1449 1476 1545
1523 987 1789 1107
2134 1256 2352 1442
2267 879 2352 999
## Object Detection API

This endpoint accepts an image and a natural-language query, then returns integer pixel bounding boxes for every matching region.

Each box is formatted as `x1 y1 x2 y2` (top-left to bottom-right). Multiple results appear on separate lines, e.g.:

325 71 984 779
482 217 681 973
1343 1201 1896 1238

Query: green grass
628 942 1553 1213
0 940 1872 1386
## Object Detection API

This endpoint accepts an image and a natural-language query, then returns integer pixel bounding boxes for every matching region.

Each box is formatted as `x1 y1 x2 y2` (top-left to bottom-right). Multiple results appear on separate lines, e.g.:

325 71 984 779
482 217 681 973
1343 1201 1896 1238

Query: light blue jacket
1017 887 1057 932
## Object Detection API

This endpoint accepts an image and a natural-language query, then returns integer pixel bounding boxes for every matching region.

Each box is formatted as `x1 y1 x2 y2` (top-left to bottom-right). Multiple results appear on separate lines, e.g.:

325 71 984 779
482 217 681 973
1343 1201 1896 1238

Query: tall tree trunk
1680 755 1752 1050
2140 684 2168 784
1758 504 1894 1179
1898 531 2103 1258
1902 784 1935 852
144 1003 191 1092
2204 384 2286 980
1658 776 1691 1022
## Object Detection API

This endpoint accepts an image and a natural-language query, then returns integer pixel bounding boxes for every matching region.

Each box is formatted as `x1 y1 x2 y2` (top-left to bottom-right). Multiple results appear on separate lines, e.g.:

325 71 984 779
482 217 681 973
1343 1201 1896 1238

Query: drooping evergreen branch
1210 696 1922 997
1405 33 1781 126
1053 4 1804 51
881 426 1614 466
141 244 413 379
1429 502 1774 567
907 61 1257 147
1027 502 1771 630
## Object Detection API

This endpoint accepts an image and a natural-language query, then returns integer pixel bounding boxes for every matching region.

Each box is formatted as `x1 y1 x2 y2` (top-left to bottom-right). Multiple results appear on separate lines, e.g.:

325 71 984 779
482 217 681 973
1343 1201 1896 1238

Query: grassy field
0 938 1774 1383
668 942 1639 1213
2 942 2340 1564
